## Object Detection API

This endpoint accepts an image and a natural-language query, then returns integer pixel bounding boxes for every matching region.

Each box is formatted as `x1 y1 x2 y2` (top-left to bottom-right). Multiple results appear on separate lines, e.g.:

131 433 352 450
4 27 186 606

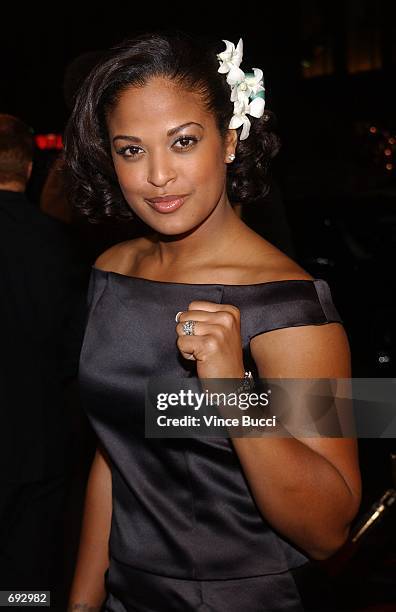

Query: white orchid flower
228 92 266 140
230 80 251 104
218 37 266 140
245 68 265 97
217 39 243 74
230 68 265 104
248 95 265 119
229 97 252 140
226 64 246 89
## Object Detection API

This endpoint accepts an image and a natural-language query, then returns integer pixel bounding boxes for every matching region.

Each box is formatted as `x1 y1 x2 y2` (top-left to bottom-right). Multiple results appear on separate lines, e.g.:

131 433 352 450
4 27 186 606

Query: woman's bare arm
237 322 362 561
67 444 112 611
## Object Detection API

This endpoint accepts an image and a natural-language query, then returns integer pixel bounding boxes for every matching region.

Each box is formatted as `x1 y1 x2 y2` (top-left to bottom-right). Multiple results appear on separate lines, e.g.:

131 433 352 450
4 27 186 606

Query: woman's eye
173 136 198 150
116 136 198 158
116 145 143 158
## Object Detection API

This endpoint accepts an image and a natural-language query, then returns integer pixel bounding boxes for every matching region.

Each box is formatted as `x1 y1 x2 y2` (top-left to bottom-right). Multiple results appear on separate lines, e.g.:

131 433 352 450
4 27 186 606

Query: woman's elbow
308 515 357 561
313 479 362 560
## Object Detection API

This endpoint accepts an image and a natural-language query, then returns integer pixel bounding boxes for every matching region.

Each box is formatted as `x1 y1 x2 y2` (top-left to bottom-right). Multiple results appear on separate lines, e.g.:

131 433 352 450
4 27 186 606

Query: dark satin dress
79 267 343 612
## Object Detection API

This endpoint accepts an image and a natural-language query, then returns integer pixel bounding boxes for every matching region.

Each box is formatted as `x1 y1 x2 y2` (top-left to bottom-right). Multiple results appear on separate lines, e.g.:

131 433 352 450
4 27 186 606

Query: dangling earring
228 153 236 162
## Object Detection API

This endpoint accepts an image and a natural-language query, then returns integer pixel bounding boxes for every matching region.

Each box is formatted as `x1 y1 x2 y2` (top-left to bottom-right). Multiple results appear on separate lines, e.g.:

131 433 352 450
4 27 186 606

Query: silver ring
175 311 183 323
182 320 196 335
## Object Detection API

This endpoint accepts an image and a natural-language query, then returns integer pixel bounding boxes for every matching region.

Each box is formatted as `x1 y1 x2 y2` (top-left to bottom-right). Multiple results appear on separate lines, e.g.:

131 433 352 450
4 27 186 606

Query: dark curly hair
63 31 281 223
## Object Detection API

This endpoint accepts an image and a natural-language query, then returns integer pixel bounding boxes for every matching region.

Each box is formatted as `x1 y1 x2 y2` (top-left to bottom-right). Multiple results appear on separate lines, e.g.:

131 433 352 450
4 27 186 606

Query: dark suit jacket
0 190 88 482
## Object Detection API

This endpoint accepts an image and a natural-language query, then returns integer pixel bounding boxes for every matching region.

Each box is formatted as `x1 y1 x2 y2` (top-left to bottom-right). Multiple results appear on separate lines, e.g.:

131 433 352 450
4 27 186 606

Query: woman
64 32 361 611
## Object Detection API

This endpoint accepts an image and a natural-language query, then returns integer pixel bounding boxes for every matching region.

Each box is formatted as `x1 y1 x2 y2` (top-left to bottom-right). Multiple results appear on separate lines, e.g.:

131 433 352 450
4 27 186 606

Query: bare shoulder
94 235 153 274
241 232 314 284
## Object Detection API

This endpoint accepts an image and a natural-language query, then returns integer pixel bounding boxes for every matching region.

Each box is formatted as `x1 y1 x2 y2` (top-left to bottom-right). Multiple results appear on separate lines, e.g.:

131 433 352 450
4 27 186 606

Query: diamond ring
182 320 196 336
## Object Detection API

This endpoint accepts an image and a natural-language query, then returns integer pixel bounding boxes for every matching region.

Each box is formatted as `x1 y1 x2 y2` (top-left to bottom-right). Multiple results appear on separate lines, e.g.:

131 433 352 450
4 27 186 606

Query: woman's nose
146 153 176 187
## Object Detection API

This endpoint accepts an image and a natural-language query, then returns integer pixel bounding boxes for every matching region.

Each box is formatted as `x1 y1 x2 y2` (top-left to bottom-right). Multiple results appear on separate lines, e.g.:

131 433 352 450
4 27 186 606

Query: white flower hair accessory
217 38 265 141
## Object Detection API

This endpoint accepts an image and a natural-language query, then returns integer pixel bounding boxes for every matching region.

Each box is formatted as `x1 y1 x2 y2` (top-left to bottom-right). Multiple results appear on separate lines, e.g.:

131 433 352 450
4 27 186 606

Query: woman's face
106 76 236 235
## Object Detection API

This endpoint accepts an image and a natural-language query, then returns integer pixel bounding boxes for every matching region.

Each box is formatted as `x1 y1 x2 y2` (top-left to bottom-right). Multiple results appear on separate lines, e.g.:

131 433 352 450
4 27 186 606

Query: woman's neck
148 200 245 271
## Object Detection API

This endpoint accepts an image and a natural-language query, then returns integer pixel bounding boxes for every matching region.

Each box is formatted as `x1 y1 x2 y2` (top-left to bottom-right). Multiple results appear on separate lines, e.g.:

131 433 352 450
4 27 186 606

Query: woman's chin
142 215 203 237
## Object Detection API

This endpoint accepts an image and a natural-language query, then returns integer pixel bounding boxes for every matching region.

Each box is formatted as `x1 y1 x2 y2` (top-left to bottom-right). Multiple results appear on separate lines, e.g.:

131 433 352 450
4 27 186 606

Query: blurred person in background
40 50 145 264
0 114 87 601
40 50 105 226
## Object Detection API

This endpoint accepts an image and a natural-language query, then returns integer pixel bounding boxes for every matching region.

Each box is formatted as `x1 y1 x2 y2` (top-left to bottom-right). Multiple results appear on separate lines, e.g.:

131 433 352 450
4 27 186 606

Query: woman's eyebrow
167 122 204 137
112 122 204 144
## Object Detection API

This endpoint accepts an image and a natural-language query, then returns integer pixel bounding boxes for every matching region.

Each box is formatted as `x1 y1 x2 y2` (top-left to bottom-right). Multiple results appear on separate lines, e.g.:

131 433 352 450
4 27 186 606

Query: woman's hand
175 300 245 380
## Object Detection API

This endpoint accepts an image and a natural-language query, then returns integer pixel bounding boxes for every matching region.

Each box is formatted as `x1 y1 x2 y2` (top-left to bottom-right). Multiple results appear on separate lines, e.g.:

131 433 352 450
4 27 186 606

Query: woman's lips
145 195 188 214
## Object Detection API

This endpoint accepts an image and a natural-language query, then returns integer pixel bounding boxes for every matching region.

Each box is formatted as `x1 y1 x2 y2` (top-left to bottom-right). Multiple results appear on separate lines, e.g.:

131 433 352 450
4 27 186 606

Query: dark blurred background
0 2 395 610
